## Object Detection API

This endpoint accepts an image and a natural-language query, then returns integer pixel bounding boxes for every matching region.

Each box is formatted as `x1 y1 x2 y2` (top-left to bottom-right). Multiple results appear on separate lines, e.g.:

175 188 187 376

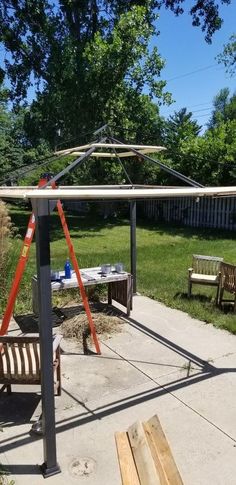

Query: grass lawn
2 204 236 334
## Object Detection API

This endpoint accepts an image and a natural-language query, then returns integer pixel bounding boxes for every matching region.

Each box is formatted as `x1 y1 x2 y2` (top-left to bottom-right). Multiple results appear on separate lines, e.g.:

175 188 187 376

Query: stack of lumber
115 415 183 485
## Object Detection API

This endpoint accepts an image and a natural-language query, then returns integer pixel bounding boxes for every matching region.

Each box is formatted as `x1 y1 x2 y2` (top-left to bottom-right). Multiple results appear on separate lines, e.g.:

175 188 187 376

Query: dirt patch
60 301 125 345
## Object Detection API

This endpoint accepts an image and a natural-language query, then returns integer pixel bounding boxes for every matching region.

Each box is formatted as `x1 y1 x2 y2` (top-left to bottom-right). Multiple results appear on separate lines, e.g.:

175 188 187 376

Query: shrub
0 201 13 305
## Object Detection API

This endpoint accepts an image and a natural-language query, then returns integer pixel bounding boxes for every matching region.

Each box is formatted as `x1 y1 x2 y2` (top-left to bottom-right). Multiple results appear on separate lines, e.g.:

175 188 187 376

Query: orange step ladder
0 176 101 354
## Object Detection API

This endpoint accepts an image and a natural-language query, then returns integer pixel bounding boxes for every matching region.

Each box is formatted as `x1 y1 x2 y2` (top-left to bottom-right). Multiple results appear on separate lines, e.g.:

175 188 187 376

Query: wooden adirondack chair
218 262 236 312
0 333 62 395
188 254 223 300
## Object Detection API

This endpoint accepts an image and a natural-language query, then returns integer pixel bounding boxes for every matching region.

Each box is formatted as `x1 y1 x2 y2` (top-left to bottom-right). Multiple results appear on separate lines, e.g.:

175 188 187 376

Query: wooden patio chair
188 254 223 300
218 262 236 312
0 333 62 396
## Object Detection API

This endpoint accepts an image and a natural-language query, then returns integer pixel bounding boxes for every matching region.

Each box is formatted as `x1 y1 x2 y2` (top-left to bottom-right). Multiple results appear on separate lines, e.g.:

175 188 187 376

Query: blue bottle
64 258 71 279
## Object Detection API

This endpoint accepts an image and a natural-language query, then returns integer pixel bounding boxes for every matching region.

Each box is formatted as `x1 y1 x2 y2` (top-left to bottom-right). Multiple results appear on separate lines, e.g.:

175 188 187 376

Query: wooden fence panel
143 197 236 231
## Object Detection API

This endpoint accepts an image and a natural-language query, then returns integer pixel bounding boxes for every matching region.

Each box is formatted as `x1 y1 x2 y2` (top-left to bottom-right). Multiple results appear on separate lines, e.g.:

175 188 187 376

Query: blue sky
152 1 236 129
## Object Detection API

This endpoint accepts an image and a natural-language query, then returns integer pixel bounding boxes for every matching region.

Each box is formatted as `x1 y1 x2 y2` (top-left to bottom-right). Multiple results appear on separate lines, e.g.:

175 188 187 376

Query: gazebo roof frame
1 185 236 200
1 124 235 477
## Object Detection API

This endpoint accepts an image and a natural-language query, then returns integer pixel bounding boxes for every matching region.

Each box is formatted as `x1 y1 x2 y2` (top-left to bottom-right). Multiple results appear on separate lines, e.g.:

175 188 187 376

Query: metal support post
33 198 61 478
130 200 137 294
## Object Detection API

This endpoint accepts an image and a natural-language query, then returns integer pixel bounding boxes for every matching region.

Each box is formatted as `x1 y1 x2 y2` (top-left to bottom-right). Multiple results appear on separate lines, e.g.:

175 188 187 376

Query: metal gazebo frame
1 127 236 476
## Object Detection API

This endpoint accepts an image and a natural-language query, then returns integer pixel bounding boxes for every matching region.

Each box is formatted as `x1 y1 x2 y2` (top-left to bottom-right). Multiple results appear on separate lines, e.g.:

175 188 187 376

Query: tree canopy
217 33 236 76
0 0 232 99
208 88 236 128
0 1 235 188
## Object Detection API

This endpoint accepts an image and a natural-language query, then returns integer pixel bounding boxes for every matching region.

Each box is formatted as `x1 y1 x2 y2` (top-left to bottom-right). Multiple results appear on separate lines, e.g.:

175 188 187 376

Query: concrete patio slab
1 295 236 484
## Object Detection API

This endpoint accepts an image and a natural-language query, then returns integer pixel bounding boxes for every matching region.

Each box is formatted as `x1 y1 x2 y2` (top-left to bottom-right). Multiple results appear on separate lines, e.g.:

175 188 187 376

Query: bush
0 201 13 306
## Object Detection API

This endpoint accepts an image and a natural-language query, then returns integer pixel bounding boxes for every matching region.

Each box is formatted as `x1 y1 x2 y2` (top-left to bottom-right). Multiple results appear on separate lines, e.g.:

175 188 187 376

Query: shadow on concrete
14 311 64 333
0 392 41 428
14 314 39 333
3 464 41 475
1 314 236 459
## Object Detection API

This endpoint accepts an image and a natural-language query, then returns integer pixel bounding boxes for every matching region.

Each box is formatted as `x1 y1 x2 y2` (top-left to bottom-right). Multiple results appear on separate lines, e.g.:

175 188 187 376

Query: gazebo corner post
130 200 137 294
32 198 61 478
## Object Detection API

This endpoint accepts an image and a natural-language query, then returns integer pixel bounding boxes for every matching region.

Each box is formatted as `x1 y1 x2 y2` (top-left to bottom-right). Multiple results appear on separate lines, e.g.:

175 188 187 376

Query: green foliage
159 108 202 184
0 88 25 182
0 2 231 98
0 0 232 147
175 119 236 185
208 88 236 128
156 89 236 187
165 108 201 146
217 33 236 76
21 3 171 150
0 81 51 184
0 0 234 188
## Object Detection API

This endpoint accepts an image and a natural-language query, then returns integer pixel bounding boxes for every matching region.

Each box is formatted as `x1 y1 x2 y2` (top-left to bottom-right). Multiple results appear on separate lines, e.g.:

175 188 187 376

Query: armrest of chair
217 271 225 286
188 267 193 276
53 334 62 353
216 270 223 282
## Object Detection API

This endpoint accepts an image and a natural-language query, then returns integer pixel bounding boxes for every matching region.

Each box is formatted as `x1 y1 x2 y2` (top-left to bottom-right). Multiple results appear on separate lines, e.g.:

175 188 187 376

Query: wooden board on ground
128 421 161 485
115 432 140 485
144 416 183 485
115 415 183 485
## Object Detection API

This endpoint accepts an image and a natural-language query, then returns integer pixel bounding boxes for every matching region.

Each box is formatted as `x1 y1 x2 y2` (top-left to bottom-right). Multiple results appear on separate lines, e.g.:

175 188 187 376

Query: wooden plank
55 143 166 155
145 416 183 485
2 186 236 201
25 343 33 377
143 423 167 485
60 149 162 158
4 345 11 378
11 344 18 376
128 421 161 485
33 342 40 375
115 432 140 485
19 344 26 377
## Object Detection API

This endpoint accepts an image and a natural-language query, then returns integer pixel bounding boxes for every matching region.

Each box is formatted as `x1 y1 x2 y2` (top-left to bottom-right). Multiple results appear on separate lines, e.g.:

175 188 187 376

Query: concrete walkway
1 295 236 484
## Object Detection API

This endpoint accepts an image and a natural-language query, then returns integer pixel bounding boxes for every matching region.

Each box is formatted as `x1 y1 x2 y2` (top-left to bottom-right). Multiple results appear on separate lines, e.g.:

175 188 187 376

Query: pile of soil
60 301 125 343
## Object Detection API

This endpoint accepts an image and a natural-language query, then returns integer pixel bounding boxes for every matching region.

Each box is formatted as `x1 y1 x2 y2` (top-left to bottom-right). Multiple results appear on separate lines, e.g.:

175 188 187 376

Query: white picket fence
143 196 236 230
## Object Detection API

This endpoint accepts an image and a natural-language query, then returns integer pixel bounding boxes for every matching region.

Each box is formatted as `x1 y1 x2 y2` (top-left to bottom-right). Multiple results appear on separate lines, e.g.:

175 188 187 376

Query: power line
56 127 102 149
0 127 103 185
192 113 213 119
186 102 212 108
191 107 212 114
166 64 219 82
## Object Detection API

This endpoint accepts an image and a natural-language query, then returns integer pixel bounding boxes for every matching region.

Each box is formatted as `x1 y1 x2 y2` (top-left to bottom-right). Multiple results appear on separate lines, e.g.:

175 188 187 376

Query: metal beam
41 135 107 188
93 124 108 136
108 136 203 188
130 201 137 294
33 198 61 478
41 145 100 188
